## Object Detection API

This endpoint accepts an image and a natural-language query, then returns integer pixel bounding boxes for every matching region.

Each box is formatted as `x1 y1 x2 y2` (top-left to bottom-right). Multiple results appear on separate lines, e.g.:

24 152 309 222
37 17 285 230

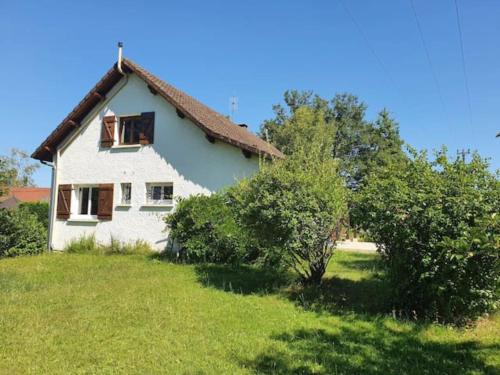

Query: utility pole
457 148 470 162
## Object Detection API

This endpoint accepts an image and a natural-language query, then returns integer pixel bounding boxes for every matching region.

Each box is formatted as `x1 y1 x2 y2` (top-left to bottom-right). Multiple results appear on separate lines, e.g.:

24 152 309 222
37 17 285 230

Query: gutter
40 159 56 251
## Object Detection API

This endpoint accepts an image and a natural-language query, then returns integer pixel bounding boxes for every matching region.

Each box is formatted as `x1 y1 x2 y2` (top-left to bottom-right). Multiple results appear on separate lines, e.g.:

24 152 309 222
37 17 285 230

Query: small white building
32 55 282 250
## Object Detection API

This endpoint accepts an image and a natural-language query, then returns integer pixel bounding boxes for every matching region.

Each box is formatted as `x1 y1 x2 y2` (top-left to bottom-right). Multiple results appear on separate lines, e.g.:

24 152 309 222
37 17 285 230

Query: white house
32 54 282 250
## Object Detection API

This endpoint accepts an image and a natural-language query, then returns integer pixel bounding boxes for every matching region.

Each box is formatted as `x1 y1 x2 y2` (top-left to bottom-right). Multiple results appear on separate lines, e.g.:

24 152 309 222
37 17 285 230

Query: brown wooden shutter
101 116 116 148
139 112 155 145
97 184 114 220
56 184 72 219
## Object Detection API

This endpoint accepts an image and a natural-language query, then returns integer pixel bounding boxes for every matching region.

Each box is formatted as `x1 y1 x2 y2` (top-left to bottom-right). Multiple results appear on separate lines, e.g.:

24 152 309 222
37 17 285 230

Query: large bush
18 201 49 229
230 107 348 284
0 208 47 257
165 193 258 264
353 149 499 324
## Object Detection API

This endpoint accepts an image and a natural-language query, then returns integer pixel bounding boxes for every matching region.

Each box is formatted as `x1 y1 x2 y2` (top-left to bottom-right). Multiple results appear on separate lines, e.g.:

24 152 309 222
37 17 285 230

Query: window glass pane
119 122 125 144
120 116 142 145
90 188 99 215
80 188 89 214
163 185 173 200
121 183 131 204
152 186 162 200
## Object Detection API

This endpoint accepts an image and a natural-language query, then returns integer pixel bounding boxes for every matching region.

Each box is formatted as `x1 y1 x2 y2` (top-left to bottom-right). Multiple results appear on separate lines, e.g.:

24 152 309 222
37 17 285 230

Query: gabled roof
32 58 283 162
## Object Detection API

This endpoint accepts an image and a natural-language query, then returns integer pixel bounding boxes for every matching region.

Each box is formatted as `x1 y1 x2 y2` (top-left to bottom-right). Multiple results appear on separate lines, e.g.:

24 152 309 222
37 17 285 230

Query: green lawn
0 251 498 374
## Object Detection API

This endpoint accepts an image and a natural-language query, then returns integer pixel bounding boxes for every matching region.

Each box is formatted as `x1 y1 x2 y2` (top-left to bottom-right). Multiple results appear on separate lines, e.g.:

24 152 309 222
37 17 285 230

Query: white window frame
120 183 132 205
75 185 99 219
145 182 173 206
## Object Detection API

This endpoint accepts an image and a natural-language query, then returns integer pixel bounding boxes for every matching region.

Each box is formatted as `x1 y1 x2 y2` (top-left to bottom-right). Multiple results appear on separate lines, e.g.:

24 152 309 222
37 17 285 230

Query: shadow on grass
193 258 390 315
193 252 391 315
289 275 390 315
241 323 499 374
191 255 498 374
194 264 293 295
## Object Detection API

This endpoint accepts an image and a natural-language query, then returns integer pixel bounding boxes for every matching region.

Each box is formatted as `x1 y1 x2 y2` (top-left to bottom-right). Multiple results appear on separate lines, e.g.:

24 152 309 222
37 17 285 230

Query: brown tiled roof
32 59 283 161
0 187 50 209
9 187 51 202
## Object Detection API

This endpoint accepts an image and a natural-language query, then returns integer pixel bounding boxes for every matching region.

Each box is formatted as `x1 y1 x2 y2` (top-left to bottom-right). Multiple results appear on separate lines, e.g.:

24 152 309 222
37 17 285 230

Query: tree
260 91 406 190
231 107 348 284
352 149 500 324
0 149 39 196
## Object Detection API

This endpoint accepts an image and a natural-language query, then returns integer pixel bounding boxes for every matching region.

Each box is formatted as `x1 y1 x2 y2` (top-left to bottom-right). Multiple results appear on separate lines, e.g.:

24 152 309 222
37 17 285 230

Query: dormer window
118 112 155 145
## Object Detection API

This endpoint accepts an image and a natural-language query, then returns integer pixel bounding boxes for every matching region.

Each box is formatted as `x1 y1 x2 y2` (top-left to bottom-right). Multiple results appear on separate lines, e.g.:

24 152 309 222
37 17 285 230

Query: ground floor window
78 186 99 216
121 183 132 205
146 183 173 205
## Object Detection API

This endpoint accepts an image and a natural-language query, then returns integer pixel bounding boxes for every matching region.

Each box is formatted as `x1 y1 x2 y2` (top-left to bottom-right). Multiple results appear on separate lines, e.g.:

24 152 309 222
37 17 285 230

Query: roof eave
31 64 124 161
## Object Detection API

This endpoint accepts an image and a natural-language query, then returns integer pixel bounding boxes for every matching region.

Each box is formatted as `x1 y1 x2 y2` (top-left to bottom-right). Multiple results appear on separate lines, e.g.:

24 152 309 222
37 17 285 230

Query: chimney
117 42 124 74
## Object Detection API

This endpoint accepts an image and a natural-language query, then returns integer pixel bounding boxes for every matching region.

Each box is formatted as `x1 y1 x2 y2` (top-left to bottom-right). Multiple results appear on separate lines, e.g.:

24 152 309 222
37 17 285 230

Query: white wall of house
51 74 260 250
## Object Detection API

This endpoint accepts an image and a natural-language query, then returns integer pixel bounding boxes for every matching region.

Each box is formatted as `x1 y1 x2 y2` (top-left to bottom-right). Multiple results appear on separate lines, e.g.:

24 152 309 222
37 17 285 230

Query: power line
409 0 449 125
337 0 401 95
454 0 473 126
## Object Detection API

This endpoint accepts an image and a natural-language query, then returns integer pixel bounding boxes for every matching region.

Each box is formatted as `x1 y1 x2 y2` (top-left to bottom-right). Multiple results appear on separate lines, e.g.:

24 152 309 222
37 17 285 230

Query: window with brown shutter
97 184 114 220
101 116 116 148
56 184 72 219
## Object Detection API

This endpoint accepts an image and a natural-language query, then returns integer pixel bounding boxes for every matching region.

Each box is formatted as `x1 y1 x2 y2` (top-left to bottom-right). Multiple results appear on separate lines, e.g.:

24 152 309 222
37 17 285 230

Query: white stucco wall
51 74 260 250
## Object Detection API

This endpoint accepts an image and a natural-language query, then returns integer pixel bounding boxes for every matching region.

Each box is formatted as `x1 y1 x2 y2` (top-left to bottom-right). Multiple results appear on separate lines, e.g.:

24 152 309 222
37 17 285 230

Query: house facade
32 57 282 250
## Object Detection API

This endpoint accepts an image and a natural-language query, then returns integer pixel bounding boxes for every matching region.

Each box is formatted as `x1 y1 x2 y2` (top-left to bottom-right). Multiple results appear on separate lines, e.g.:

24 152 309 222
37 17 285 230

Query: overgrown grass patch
0 250 498 374
64 235 153 255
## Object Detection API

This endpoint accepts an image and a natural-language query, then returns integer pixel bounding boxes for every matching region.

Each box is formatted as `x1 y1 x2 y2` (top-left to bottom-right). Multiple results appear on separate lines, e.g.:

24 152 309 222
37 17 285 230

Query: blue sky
1 0 498 186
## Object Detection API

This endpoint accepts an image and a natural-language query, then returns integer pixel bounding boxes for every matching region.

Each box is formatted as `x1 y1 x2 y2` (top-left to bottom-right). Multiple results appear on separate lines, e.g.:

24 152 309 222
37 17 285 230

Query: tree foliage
352 149 500 324
231 107 348 284
260 91 406 189
0 149 40 196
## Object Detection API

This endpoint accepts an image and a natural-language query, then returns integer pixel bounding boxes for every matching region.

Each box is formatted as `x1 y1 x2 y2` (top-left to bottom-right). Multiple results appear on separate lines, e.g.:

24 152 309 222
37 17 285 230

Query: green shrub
0 208 47 257
64 235 153 255
18 201 49 229
353 149 500 324
229 157 347 284
165 194 257 264
229 107 348 284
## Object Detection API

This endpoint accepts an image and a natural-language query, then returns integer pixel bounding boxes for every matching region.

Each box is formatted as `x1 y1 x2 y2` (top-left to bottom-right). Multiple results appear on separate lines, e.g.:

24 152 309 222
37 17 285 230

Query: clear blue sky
1 0 498 186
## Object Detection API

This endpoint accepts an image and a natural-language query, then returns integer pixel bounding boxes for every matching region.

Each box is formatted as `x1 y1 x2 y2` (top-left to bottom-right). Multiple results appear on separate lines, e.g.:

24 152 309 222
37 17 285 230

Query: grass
0 251 498 374
64 235 153 255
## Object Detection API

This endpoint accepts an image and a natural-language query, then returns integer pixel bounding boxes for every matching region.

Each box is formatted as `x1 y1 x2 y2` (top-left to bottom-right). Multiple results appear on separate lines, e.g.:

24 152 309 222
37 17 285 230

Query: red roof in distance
3 187 51 203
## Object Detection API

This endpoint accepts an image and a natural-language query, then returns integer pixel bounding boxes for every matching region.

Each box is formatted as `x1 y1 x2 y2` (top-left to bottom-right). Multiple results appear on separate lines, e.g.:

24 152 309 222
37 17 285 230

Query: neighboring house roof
0 187 50 209
0 196 19 209
32 58 283 162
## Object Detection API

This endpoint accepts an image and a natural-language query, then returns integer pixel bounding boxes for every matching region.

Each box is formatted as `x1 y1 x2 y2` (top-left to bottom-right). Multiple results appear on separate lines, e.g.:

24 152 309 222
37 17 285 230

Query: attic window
119 112 155 145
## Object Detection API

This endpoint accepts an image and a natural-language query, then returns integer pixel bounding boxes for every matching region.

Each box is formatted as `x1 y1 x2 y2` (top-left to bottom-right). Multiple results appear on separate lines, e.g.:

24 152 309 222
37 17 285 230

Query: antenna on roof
117 42 124 75
230 96 238 122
